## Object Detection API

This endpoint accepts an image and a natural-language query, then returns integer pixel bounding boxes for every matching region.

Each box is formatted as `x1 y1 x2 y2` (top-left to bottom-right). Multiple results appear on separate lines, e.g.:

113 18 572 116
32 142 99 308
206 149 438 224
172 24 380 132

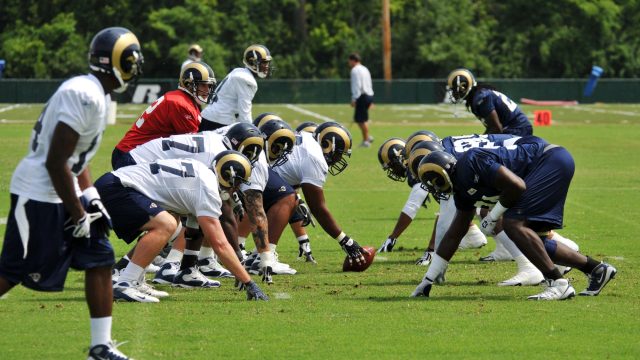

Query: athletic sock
514 255 536 272
198 246 214 260
90 316 112 346
578 256 601 275
114 255 130 271
542 268 563 280
425 253 448 281
165 249 183 263
181 249 199 270
494 231 522 258
118 262 144 283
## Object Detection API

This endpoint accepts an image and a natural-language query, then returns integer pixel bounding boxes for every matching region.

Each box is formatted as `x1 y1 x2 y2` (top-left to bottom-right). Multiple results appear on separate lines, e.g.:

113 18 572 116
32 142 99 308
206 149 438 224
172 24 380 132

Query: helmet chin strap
112 67 128 93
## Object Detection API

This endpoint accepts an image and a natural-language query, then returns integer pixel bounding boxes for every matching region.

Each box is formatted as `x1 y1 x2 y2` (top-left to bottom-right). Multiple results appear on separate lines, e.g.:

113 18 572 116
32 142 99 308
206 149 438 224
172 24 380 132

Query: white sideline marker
285 104 336 123
274 292 292 300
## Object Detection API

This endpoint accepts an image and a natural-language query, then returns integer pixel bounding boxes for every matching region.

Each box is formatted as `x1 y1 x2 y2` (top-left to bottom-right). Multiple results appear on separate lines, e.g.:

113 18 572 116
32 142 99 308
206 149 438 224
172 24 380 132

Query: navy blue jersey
452 142 548 210
407 170 420 188
470 89 530 132
442 134 520 159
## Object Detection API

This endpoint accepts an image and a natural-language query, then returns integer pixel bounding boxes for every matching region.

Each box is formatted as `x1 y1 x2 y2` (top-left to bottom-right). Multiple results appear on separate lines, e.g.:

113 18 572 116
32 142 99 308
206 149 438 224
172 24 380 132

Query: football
342 246 376 272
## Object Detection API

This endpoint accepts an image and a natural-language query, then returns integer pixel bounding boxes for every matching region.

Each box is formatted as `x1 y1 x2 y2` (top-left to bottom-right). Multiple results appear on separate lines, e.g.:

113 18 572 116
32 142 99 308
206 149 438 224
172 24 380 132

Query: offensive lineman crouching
94 153 268 302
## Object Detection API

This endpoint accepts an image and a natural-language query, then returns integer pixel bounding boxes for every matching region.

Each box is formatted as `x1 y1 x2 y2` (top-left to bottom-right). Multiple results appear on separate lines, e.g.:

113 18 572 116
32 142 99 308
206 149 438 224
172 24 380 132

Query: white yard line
0 217 6 225
274 292 292 299
285 104 336 123
0 119 34 124
565 106 640 117
0 104 23 113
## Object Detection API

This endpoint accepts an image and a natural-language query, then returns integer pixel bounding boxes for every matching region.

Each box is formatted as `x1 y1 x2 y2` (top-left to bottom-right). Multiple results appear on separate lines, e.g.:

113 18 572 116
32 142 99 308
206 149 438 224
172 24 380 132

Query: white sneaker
459 224 488 249
172 267 221 288
479 241 513 262
111 268 120 285
198 256 234 278
113 280 160 303
498 270 544 286
138 280 169 298
152 261 180 285
152 255 166 266
271 261 297 275
273 251 290 268
87 340 131 360
527 278 576 300
145 263 160 273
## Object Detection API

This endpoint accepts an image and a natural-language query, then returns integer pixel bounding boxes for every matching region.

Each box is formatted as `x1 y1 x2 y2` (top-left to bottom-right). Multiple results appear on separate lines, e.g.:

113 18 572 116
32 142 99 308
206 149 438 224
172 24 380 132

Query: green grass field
0 102 639 359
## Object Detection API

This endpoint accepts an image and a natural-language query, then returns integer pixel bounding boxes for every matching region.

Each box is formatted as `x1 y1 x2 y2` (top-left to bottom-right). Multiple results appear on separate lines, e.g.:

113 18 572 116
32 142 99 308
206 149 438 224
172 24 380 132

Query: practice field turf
0 103 639 359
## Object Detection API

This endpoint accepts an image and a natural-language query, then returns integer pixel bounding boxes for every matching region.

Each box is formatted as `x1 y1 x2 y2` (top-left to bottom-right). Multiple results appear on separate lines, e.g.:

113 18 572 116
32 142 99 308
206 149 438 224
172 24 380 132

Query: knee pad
542 238 558 257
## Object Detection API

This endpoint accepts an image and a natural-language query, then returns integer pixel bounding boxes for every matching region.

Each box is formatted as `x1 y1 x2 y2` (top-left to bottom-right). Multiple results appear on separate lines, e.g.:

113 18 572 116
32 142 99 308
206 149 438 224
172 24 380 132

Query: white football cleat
113 280 160 303
138 280 169 298
415 250 433 266
527 278 575 300
198 256 234 278
479 241 513 262
498 270 544 286
145 263 160 274
458 224 488 249
172 267 221 289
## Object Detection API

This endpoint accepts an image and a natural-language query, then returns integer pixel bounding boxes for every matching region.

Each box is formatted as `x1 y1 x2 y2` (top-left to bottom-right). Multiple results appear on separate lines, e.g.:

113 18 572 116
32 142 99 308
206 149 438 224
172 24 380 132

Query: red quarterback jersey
116 89 201 152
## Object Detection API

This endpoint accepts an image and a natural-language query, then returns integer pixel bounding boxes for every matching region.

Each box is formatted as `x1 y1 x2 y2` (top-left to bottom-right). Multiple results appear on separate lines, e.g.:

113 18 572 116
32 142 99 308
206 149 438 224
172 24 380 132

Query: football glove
231 191 245 221
338 235 367 265
479 215 498 236
244 280 269 301
82 186 113 236
410 276 434 297
295 196 315 227
297 238 317 264
377 237 397 253
64 212 102 238
415 250 433 266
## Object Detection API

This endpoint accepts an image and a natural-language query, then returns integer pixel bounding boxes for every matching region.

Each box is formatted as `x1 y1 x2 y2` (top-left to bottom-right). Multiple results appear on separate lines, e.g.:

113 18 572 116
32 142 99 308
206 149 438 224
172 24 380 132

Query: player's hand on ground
339 236 367 265
261 265 273 285
244 280 269 301
377 237 397 253
298 239 317 264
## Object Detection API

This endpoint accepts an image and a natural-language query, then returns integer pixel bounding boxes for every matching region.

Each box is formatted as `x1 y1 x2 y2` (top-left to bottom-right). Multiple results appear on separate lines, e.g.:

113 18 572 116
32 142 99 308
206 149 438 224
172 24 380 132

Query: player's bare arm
198 215 251 283
243 189 270 252
437 209 475 261
492 166 526 207
483 110 503 134
45 122 85 222
301 183 341 238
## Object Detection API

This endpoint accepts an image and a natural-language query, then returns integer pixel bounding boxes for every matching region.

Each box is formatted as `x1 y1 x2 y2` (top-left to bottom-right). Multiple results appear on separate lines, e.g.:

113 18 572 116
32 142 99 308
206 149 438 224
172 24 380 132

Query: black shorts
0 194 115 292
111 147 137 170
94 173 166 244
354 94 373 123
262 169 295 212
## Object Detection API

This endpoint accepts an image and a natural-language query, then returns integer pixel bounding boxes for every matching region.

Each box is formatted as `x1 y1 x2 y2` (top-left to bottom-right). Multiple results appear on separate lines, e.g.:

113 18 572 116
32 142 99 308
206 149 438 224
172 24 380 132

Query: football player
112 60 216 170
200 44 272 130
376 135 487 261
113 123 274 286
94 153 269 303
181 43 203 69
412 137 617 300
270 121 370 266
447 68 532 136
0 27 142 359
215 118 299 277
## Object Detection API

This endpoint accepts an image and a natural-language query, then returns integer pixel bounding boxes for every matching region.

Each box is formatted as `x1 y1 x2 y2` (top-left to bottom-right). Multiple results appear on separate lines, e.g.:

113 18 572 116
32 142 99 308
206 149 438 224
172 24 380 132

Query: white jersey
11 74 110 203
273 132 328 188
350 63 374 101
201 67 257 125
402 183 429 220
129 131 227 168
213 125 268 192
113 158 222 224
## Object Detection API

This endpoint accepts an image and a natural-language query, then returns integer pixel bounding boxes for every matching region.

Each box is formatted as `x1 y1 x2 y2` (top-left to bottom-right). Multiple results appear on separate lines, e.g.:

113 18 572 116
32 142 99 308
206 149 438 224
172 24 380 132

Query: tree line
1 0 638 80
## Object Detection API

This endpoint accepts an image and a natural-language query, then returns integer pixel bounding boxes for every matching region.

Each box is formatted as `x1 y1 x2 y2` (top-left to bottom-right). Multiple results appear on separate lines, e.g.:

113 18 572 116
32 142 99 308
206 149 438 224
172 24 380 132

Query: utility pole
382 0 392 80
